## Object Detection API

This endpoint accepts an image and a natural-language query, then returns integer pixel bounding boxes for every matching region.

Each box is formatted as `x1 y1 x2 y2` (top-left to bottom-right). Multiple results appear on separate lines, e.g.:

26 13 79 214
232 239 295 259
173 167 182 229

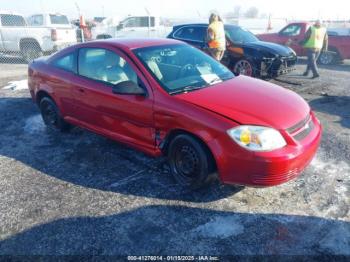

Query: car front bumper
208 113 322 187
260 55 298 78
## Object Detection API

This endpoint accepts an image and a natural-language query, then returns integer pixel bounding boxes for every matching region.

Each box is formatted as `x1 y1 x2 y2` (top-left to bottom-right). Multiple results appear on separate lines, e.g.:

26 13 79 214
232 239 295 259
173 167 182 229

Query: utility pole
145 7 151 37
75 2 84 42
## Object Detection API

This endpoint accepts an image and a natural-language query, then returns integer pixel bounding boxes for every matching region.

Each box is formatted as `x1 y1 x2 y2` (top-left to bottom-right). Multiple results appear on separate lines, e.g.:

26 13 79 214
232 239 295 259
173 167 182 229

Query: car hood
243 41 294 56
176 76 309 130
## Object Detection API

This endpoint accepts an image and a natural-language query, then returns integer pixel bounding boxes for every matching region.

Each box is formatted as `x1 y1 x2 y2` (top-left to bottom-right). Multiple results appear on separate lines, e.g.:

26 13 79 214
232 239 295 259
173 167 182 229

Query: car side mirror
112 81 146 96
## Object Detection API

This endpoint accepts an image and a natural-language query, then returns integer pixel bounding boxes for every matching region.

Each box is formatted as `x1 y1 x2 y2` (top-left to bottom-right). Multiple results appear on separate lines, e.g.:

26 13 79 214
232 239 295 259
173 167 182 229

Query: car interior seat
99 54 129 85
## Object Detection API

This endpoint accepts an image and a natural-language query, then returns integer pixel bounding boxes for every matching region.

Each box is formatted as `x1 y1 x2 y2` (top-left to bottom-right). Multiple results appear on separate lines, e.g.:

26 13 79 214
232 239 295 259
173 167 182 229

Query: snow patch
3 80 28 91
310 155 350 176
192 216 244 238
24 115 46 134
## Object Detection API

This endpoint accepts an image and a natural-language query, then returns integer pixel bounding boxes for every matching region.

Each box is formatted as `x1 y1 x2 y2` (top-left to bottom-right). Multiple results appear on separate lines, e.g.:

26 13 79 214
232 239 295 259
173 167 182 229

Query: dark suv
168 23 297 78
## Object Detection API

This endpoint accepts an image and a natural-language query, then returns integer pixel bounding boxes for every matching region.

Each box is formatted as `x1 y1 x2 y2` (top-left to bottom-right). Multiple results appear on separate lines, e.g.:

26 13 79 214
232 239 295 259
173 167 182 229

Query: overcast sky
1 0 349 20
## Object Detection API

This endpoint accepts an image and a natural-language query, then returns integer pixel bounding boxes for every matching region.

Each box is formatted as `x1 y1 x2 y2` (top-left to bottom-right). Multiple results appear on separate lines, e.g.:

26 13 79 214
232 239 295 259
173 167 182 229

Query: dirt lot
0 57 349 256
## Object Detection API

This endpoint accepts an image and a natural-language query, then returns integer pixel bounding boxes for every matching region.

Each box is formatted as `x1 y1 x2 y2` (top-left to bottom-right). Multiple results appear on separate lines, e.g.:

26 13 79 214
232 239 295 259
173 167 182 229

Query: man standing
301 20 328 79
207 14 226 61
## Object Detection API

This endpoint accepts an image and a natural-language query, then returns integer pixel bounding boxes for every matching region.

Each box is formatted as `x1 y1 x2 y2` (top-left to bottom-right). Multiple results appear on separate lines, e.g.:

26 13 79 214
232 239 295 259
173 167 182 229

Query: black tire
168 134 216 189
232 59 255 77
21 43 43 63
39 97 70 132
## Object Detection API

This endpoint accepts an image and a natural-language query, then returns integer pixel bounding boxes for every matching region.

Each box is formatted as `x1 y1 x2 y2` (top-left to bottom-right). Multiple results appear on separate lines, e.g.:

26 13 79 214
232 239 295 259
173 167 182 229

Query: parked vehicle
0 12 76 62
225 18 287 34
257 22 350 65
167 23 297 78
91 15 171 39
28 38 321 188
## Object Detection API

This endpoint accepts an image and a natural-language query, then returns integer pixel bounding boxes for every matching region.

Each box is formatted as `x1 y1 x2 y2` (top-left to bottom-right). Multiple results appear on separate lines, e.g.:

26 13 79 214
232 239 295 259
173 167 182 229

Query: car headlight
227 126 287 152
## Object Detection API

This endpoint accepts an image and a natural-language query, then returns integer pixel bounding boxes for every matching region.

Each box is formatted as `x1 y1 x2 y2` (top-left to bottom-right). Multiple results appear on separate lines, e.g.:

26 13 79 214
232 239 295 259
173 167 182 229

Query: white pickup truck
0 12 77 62
92 15 171 39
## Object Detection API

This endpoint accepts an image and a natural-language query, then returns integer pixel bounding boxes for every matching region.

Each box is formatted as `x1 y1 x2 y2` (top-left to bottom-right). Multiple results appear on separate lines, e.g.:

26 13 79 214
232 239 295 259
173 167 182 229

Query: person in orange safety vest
207 13 226 61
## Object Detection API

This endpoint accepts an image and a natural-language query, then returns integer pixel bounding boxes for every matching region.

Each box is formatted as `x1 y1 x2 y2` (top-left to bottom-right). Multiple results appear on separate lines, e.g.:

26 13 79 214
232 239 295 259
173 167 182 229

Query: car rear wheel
168 134 216 189
39 97 70 132
318 51 336 65
233 59 254 77
21 44 43 63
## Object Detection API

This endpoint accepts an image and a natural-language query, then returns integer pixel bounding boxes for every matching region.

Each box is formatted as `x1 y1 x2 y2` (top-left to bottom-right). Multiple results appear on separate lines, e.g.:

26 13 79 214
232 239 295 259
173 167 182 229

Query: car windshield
134 44 234 94
225 26 259 43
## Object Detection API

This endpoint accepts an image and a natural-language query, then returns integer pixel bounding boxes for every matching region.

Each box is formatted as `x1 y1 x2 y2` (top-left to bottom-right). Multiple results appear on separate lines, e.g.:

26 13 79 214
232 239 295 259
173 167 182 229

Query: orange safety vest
208 21 226 49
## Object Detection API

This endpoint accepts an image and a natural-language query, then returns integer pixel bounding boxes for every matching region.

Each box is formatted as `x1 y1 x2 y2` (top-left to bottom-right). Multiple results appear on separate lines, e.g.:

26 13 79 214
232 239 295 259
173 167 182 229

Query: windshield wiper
208 77 222 85
207 76 234 86
169 85 205 95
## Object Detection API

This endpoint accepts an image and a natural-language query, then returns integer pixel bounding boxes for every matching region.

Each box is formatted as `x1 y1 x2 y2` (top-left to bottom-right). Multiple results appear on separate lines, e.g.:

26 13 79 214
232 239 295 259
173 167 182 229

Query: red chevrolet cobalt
28 38 321 188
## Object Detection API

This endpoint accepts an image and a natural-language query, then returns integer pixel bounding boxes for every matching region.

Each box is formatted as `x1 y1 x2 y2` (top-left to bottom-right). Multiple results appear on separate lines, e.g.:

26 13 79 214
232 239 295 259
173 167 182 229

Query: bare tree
244 7 259 18
233 5 241 18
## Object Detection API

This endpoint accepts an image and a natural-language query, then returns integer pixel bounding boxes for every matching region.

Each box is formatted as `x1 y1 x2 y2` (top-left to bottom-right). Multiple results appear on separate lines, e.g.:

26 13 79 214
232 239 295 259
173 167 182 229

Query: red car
28 38 322 188
258 22 350 65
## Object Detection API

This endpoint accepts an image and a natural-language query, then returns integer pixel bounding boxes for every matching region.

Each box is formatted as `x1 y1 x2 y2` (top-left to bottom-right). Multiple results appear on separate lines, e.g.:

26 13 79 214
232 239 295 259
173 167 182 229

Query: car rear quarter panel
29 59 75 116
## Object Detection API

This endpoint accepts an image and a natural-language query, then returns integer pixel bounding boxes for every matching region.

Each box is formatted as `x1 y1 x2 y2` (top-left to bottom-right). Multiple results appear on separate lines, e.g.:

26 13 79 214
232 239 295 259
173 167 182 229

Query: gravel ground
0 59 349 256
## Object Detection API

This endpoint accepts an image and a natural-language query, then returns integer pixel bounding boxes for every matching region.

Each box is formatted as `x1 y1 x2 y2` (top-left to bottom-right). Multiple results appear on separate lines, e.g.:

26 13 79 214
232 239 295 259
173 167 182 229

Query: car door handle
78 88 85 93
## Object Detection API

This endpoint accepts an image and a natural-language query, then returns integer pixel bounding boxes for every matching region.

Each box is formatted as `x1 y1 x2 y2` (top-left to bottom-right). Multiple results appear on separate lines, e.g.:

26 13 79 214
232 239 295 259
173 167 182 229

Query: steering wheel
178 64 196 78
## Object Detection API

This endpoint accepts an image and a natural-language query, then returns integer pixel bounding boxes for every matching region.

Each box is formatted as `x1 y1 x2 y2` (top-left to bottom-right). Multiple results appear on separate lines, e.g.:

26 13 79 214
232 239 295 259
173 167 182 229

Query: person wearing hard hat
301 20 328 79
207 13 226 61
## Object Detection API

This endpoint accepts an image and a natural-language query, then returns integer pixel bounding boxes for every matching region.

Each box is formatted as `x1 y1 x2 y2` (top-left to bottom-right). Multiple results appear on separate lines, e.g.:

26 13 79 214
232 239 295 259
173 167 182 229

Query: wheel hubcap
234 60 253 76
42 103 58 128
174 145 199 179
320 53 332 64
24 48 39 62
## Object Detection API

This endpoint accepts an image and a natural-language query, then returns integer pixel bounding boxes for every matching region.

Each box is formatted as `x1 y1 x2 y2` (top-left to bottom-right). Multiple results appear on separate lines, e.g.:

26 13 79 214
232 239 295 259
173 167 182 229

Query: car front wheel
39 97 70 132
233 59 255 77
168 134 216 189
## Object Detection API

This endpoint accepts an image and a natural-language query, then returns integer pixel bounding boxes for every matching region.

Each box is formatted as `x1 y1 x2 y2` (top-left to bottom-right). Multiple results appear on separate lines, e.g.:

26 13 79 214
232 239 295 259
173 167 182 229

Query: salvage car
28 38 321 188
167 23 297 78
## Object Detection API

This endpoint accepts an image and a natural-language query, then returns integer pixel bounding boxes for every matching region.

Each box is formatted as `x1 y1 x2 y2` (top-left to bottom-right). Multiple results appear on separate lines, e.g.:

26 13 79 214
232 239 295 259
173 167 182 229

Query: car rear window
1 14 26 26
50 14 69 25
53 52 76 73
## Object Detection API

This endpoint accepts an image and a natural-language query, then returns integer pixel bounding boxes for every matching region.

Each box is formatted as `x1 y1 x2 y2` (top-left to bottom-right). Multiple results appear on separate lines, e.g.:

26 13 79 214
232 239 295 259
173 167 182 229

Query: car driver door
278 24 304 55
71 47 155 152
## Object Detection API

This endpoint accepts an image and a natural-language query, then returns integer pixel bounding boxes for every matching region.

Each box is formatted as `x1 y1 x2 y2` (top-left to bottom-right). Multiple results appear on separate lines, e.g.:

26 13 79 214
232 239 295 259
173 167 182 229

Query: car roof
81 38 185 50
173 23 240 29
0 11 24 16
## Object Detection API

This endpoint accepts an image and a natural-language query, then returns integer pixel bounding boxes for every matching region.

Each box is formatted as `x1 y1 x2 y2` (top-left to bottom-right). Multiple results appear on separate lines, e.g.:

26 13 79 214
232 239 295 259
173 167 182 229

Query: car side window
78 48 138 86
0 15 26 27
280 25 301 36
124 17 137 28
28 15 44 26
123 17 155 28
53 52 76 73
174 26 206 42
